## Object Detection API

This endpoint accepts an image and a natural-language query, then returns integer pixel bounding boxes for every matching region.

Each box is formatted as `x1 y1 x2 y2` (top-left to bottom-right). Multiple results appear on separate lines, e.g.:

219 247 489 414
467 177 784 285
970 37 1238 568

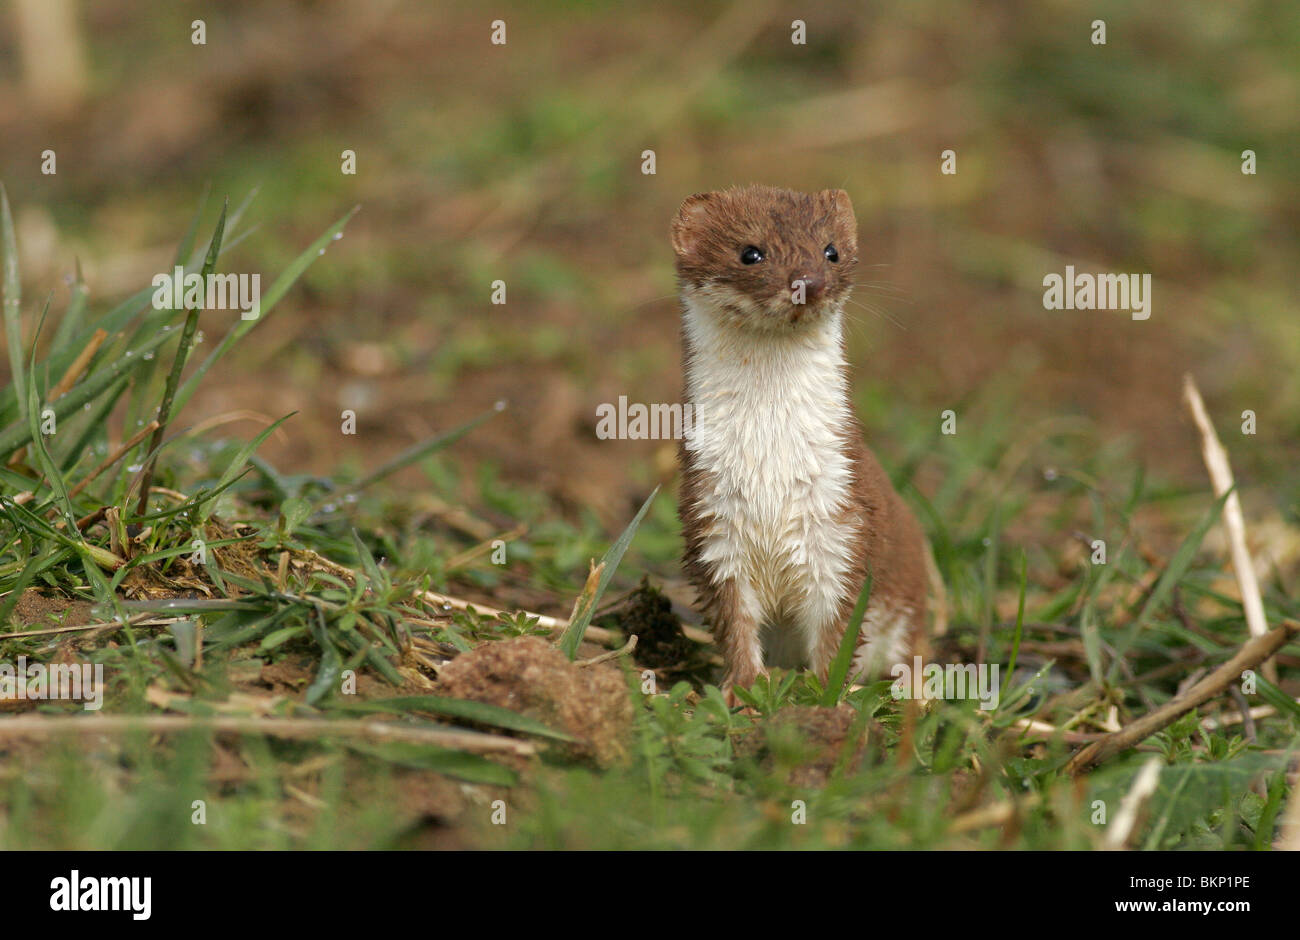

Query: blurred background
1 0 1297 539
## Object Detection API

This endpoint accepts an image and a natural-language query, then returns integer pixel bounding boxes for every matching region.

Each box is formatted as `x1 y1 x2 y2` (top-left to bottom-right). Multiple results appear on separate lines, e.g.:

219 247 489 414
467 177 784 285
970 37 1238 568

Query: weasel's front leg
806 577 858 683
709 578 766 706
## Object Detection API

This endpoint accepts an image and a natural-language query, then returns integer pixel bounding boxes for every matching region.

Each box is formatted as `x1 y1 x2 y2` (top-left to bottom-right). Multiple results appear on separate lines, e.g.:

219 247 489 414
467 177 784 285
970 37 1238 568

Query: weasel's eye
824 244 839 263
740 246 764 265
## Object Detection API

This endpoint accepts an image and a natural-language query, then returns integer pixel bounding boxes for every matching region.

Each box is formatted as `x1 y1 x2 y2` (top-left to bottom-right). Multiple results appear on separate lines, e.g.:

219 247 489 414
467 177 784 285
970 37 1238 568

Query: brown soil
436 635 634 767
605 578 698 671
10 589 95 628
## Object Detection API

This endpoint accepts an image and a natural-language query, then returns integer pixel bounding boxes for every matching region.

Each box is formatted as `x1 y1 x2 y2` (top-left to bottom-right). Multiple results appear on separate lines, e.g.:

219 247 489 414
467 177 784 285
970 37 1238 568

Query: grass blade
305 605 343 705
1 184 24 427
822 572 873 706
311 403 501 515
345 741 517 786
23 297 77 527
172 183 211 269
1255 673 1300 722
48 258 89 354
0 328 175 458
136 200 228 514
1108 490 1230 679
171 205 360 418
558 485 659 660
334 695 574 741
1005 549 1028 681
195 412 295 522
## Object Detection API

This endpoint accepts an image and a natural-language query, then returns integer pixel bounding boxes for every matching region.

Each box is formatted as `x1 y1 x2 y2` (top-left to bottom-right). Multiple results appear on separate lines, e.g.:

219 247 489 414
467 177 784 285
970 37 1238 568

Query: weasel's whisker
852 278 911 298
854 285 911 301
623 293 680 314
845 296 908 332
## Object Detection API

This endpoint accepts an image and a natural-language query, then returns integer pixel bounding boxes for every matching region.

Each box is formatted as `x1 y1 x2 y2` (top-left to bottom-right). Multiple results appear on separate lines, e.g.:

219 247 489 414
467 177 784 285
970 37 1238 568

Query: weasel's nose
791 273 826 303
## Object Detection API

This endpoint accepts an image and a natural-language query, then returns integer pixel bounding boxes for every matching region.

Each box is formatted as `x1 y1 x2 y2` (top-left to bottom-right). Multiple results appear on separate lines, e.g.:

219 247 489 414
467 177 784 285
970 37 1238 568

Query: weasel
672 185 929 701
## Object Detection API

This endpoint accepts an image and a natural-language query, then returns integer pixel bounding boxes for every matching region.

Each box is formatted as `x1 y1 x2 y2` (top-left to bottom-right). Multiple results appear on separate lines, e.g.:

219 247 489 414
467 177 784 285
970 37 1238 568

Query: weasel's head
671 185 858 332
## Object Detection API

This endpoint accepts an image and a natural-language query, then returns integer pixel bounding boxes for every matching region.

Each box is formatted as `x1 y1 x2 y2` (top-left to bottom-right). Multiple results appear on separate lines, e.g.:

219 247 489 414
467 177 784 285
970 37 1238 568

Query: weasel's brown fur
673 185 929 697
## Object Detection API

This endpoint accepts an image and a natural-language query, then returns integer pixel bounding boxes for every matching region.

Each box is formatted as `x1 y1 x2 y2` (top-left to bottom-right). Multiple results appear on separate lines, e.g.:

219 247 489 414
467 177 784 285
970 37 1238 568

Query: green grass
2 0 1299 849
0 191 1294 850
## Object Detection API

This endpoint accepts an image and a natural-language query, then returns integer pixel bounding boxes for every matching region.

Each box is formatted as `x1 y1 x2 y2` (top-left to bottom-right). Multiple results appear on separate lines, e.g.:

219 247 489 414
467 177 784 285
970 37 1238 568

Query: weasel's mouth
689 284 834 331
781 297 829 324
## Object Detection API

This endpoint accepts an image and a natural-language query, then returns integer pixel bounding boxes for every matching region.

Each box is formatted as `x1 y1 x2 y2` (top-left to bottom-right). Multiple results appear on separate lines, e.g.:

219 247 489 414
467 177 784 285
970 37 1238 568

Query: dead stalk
0 714 536 756
1182 373 1274 682
1064 620 1298 775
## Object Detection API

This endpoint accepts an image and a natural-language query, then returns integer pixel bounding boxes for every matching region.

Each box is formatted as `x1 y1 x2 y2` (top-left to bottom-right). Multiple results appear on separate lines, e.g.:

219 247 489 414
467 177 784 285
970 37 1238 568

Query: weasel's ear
820 188 856 226
671 193 715 257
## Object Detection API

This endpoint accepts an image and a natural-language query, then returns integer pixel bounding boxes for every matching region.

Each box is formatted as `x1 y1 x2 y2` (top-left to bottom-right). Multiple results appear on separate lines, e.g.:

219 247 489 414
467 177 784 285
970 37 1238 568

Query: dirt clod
606 578 695 669
436 635 633 767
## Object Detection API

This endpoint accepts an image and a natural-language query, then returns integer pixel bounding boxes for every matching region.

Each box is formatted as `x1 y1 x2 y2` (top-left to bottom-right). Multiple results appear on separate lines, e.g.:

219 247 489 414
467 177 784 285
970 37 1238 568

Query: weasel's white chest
683 309 857 632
